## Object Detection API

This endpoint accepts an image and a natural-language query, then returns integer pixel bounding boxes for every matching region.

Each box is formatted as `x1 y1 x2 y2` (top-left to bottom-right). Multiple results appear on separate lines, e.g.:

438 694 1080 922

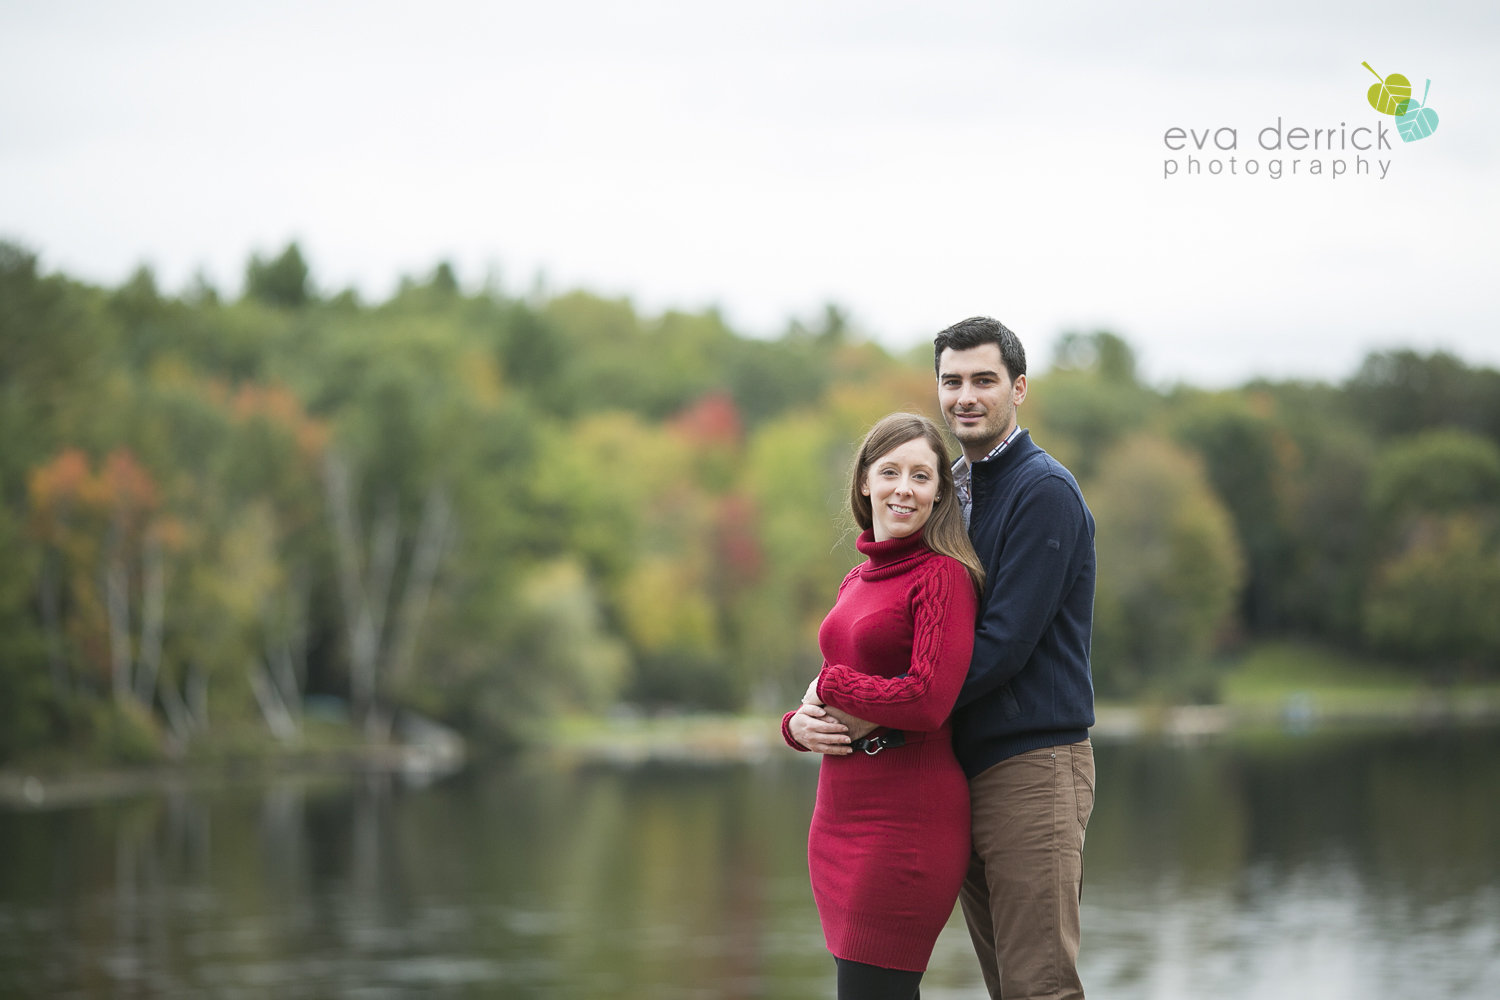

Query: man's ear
1012 373 1028 406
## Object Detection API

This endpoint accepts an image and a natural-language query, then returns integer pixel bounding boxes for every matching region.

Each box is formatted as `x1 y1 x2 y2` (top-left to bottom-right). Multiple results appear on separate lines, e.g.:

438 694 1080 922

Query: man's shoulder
981 447 1090 536
1004 439 1085 502
1029 451 1085 498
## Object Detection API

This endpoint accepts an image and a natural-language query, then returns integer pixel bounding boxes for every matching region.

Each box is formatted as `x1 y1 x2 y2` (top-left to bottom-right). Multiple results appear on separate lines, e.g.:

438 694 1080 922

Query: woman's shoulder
912 549 980 601
915 547 968 576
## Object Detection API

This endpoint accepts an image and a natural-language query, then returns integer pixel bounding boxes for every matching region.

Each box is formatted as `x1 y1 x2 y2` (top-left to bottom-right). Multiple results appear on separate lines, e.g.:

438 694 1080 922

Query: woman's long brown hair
848 413 985 592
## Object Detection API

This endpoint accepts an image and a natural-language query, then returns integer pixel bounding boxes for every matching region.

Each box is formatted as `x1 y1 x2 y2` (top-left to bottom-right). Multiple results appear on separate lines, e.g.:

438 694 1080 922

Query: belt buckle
854 730 903 755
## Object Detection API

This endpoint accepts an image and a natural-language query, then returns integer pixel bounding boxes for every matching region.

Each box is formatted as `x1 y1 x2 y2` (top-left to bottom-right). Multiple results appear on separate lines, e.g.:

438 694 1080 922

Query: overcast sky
2 0 1496 384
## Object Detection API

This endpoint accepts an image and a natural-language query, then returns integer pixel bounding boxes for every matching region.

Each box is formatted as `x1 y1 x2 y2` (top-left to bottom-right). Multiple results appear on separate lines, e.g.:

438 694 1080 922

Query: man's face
937 344 1027 455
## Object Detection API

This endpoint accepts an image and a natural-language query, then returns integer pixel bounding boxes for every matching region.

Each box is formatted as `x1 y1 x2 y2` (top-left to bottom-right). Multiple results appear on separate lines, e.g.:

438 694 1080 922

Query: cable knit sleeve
781 710 812 751
815 558 978 732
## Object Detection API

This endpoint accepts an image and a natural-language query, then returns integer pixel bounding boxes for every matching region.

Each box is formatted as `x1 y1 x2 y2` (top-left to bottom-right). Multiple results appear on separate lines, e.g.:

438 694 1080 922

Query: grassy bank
549 643 1500 759
1218 642 1500 723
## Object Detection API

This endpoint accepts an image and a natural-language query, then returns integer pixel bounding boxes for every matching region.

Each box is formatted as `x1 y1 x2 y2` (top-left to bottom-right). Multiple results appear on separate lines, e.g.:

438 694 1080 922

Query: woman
782 413 984 1000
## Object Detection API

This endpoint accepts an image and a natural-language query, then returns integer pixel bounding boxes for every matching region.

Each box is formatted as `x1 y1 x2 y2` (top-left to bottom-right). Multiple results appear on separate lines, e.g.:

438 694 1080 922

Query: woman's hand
802 677 824 707
787 703 852 754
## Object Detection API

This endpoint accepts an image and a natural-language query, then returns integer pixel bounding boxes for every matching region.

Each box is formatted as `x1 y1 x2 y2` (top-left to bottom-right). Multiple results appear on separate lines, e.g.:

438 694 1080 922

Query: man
790 316 1097 999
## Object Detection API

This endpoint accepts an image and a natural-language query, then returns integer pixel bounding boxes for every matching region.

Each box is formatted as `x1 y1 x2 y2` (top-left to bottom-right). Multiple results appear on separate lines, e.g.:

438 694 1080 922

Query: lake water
2 728 1499 999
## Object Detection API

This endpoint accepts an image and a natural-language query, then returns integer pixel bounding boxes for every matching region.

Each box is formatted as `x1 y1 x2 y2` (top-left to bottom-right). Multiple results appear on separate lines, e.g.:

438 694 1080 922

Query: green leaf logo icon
1362 61 1412 115
1396 79 1440 142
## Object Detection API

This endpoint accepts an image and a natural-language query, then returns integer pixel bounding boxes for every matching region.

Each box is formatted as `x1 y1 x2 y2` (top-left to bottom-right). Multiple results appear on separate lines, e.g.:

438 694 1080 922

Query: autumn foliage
2 242 1499 765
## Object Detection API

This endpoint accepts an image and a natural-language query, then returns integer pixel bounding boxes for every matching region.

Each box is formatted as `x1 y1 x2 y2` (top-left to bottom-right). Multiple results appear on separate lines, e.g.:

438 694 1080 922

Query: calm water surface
2 729 1499 999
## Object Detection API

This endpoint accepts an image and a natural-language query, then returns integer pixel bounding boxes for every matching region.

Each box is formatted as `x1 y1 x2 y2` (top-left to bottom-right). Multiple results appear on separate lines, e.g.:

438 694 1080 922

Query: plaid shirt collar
953 425 1021 528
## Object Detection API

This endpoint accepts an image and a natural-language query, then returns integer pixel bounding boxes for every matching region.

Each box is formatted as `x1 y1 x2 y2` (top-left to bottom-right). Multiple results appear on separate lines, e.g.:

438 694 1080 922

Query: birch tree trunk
134 539 165 707
188 665 209 732
322 453 378 720
38 549 70 700
359 496 400 711
385 485 453 688
322 451 453 736
104 555 134 704
269 569 308 722
248 658 299 742
159 670 193 742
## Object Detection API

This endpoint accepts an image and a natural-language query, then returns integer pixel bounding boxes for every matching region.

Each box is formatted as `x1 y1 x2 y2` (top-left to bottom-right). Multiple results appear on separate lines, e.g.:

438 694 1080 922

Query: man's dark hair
933 316 1026 380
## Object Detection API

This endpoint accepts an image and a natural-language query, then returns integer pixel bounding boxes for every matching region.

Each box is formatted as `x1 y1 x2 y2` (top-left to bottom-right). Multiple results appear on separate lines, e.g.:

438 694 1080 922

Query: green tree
1363 429 1500 671
1028 332 1156 480
0 243 110 492
1089 435 1245 699
0 244 115 759
245 242 312 308
1170 391 1293 633
0 500 50 760
1275 422 1373 640
431 261 459 295
1346 350 1500 444
737 413 859 705
1367 428 1500 525
1365 515 1500 670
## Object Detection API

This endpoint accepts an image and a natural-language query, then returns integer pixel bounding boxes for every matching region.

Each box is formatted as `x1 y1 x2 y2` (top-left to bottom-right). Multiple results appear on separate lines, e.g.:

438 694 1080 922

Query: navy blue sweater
951 430 1097 778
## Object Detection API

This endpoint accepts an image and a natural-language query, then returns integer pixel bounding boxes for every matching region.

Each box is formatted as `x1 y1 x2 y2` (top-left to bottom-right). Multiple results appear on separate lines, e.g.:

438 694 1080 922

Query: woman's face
863 436 941 542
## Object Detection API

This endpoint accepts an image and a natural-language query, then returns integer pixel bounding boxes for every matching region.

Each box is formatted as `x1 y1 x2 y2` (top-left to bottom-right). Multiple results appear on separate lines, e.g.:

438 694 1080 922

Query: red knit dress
781 529 978 972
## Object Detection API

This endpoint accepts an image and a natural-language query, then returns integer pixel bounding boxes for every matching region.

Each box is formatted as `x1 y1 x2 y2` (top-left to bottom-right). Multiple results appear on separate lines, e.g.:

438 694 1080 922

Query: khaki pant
959 740 1095 1000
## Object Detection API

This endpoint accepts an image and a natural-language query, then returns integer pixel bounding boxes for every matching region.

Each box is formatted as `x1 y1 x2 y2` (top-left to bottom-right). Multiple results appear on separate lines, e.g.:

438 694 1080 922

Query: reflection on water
2 730 1499 999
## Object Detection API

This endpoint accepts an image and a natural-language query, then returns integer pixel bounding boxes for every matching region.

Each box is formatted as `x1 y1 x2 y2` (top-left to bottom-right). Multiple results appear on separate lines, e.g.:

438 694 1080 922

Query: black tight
834 957 923 1000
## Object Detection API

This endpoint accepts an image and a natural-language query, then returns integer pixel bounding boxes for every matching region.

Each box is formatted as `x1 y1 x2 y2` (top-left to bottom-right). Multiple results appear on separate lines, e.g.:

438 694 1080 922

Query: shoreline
0 725 465 811
6 692 1499 811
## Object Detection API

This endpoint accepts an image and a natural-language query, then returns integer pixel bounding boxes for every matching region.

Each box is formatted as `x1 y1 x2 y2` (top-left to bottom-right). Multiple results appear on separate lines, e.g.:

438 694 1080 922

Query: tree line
2 241 1497 763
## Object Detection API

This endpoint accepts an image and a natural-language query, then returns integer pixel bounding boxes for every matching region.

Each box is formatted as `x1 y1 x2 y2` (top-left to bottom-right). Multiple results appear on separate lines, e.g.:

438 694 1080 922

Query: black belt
850 730 906 755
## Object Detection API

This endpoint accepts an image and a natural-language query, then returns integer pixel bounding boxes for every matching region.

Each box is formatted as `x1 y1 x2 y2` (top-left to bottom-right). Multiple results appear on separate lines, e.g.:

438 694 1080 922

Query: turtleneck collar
855 528 931 579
